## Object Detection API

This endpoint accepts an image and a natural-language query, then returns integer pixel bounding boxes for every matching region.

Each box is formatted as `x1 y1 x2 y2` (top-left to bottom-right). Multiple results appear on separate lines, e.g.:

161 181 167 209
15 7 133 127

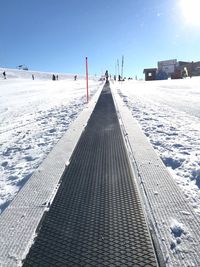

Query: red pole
86 57 89 103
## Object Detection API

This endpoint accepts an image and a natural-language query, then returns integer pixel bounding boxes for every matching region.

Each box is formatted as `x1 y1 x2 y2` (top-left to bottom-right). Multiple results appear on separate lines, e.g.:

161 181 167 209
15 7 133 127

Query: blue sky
0 0 200 78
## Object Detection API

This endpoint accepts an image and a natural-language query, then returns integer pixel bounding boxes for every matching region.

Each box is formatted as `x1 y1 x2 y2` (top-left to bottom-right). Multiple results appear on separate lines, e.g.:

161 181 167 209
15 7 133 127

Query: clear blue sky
0 0 200 78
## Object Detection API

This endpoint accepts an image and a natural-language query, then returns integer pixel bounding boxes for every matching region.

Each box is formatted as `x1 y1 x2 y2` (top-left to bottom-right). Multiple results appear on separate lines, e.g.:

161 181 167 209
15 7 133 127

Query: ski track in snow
0 69 102 213
0 101 82 211
117 79 200 215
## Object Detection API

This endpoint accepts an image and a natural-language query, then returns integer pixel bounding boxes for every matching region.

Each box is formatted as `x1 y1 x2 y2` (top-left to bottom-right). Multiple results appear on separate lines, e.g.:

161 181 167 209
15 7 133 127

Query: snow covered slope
0 68 102 213
1 69 200 265
112 86 200 266
0 67 85 80
115 78 200 215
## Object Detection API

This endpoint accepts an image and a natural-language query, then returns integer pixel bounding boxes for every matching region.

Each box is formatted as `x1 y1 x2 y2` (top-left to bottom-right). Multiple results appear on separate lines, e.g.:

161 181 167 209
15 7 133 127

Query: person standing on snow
3 71 6 79
105 70 109 82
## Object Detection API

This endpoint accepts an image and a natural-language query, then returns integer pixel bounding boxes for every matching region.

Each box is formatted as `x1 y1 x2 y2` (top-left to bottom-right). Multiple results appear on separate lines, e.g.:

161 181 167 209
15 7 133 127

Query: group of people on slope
1 71 78 81
2 72 74 81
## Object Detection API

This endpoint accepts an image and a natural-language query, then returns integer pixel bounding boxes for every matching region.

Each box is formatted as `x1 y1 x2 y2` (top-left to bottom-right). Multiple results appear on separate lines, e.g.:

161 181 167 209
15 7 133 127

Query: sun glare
180 0 200 26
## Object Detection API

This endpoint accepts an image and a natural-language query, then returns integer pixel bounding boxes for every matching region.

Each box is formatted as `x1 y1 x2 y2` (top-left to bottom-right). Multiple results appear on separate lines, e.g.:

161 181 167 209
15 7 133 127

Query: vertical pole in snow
117 59 120 79
86 57 89 103
121 55 124 80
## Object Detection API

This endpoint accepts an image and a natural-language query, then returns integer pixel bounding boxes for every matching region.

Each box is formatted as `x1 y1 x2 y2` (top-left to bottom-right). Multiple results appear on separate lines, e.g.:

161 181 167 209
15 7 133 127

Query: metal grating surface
23 83 158 267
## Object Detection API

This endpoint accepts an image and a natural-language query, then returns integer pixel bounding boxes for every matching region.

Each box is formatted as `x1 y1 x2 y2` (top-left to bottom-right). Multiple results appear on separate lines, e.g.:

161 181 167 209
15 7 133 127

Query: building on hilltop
143 59 200 80
157 59 177 77
143 68 157 81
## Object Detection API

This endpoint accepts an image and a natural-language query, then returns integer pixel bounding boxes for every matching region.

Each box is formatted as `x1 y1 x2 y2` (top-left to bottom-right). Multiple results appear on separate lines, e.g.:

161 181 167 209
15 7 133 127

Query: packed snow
115 77 200 215
1 69 200 221
0 68 102 213
1 70 200 266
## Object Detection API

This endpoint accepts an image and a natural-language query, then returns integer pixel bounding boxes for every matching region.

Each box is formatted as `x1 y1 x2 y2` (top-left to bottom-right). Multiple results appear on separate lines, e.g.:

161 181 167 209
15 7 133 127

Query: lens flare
179 0 200 26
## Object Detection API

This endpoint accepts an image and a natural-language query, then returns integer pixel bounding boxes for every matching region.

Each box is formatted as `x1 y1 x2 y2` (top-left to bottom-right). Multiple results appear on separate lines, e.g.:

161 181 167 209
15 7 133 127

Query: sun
179 0 200 26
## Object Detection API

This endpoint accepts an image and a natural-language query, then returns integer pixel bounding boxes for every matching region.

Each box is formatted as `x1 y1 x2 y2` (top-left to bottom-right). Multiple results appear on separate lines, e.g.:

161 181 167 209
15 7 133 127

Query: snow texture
0 84 102 267
0 68 102 213
2 69 200 266
112 83 200 266
116 78 200 215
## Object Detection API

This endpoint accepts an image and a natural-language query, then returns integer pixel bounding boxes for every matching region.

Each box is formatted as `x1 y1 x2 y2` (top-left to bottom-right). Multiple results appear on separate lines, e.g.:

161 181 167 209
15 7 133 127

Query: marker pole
86 57 89 103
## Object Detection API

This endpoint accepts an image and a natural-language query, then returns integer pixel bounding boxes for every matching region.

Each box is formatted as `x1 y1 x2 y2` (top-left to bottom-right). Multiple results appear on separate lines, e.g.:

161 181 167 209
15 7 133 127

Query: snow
170 218 185 238
115 77 200 216
0 68 102 213
1 68 200 264
112 81 200 265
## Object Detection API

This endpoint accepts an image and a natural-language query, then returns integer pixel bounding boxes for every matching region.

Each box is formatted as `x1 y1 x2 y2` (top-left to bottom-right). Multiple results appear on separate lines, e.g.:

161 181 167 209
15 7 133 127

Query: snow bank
0 67 86 80
115 78 200 215
0 68 102 213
